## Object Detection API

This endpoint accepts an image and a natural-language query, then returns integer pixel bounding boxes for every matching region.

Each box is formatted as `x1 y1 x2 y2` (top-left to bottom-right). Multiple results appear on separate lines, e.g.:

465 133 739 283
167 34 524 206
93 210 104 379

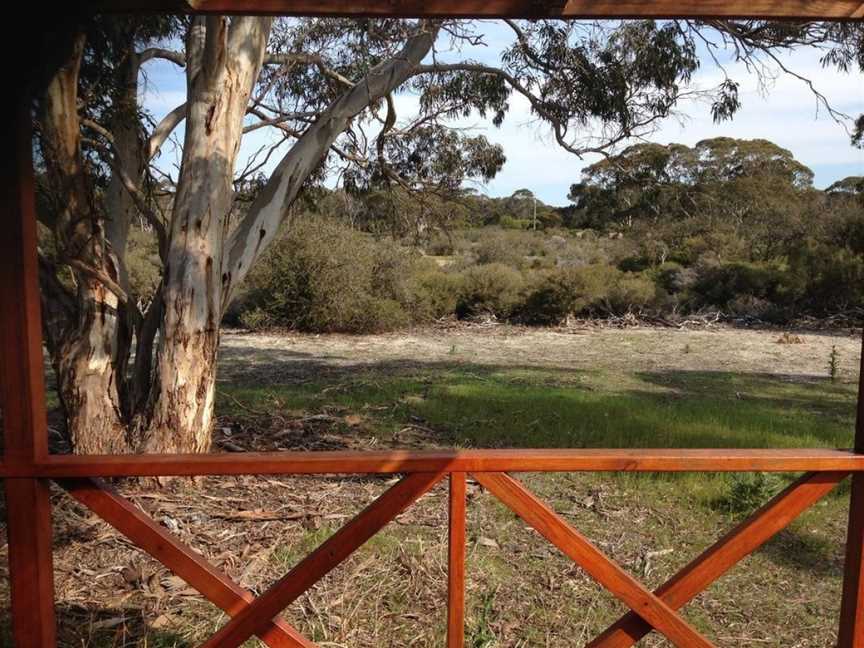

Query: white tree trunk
42 19 438 458
143 17 272 454
224 22 440 297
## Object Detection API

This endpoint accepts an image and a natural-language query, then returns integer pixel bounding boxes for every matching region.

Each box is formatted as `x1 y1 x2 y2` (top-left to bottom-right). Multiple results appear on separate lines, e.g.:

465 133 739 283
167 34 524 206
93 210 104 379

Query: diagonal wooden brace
200 471 445 648
57 477 315 648
586 470 847 647
472 471 716 648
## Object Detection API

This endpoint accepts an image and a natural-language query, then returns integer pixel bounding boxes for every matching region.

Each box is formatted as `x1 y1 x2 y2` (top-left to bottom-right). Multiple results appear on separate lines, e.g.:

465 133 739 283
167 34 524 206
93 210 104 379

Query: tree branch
223 21 442 302
264 52 355 87
146 102 187 161
138 48 186 67
81 119 169 257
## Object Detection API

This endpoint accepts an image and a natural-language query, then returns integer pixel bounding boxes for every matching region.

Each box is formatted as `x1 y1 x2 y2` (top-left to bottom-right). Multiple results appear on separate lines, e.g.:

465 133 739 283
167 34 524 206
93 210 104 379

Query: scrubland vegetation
25 134 864 642
206 138 864 334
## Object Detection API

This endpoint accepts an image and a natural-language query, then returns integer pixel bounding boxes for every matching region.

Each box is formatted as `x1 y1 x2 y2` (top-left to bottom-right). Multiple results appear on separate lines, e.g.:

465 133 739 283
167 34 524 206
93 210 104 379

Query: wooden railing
1 450 863 647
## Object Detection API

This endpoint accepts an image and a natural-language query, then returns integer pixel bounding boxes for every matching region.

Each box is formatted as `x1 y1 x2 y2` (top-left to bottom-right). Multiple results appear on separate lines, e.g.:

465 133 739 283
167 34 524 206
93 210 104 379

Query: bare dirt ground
219 323 863 383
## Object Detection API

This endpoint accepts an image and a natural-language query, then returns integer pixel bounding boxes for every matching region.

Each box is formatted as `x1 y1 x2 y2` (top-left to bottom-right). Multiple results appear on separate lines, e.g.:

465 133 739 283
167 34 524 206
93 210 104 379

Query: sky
141 21 864 206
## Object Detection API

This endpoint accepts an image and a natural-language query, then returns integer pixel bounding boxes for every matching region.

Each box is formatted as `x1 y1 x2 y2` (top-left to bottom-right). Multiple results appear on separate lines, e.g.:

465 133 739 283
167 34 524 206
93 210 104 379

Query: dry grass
0 324 859 647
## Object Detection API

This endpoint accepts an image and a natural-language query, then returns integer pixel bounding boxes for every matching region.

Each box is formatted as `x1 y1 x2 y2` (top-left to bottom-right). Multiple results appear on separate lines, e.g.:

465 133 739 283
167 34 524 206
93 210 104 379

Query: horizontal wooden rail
0 459 856 647
2 448 864 477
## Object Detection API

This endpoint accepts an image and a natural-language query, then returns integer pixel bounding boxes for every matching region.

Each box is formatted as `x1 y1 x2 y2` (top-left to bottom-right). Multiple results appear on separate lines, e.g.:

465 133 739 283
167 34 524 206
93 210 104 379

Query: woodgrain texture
1 95 57 648
3 448 864 478
80 0 864 19
448 473 467 648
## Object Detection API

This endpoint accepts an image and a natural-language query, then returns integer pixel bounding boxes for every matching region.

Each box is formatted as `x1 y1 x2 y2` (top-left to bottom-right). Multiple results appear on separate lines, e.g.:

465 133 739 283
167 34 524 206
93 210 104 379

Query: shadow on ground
0 604 192 648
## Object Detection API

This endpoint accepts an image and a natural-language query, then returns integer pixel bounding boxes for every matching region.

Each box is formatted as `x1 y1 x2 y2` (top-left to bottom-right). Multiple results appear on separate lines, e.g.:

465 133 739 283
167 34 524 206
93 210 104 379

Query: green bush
237 218 418 333
791 243 864 313
654 261 696 295
605 272 657 315
499 214 531 230
691 261 788 310
236 307 270 330
512 264 657 323
514 269 579 326
455 263 525 320
474 229 530 267
126 227 161 301
411 269 464 321
714 473 785 514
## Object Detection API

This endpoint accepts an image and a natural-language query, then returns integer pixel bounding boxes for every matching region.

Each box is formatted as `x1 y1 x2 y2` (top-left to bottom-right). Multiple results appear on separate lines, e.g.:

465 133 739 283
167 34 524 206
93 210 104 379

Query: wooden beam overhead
75 0 864 19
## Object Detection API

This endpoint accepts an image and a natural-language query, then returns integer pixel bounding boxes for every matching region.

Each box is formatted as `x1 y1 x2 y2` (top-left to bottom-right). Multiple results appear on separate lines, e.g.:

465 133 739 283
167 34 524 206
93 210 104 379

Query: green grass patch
217 362 857 511
218 364 857 452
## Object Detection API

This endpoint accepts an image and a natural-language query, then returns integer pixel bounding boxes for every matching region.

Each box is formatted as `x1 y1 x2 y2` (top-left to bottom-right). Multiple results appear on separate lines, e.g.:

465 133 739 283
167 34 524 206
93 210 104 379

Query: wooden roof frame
2 2 864 647
81 0 864 19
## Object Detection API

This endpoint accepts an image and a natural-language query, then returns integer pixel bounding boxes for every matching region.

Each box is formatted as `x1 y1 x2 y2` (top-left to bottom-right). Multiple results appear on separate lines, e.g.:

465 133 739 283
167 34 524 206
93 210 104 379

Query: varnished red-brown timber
1 447 863 477
588 470 847 647
448 473 467 648
1 96 57 647
200 472 444 648
5 3 864 648
474 472 717 647
838 473 864 647
81 0 864 19
838 331 864 646
58 478 315 648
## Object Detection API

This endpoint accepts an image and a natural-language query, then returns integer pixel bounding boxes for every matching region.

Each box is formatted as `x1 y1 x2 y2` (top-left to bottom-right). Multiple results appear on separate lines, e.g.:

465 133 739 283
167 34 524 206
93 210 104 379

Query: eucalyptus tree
36 15 864 455
569 138 816 230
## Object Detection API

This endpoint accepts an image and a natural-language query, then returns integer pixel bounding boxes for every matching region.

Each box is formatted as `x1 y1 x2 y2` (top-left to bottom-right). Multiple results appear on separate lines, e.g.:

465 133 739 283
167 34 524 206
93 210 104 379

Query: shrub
426 232 455 256
792 244 864 313
455 263 525 320
126 227 162 302
499 214 531 230
237 306 270 330
714 474 784 514
605 272 657 315
512 264 658 322
574 265 625 312
411 269 463 321
689 260 797 313
654 262 697 295
474 229 530 267
514 269 579 326
237 218 417 333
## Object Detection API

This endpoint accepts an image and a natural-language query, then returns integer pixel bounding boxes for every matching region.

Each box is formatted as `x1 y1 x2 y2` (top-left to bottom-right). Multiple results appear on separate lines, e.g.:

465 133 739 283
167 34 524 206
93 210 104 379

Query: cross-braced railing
2 451 862 647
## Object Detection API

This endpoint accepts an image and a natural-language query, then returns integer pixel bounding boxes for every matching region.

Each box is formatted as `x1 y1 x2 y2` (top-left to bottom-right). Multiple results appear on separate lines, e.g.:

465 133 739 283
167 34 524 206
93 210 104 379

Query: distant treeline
140 137 864 333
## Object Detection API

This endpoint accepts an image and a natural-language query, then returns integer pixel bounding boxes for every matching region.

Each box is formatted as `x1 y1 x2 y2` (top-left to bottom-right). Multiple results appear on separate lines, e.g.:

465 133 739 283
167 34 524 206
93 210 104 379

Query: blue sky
141 21 864 206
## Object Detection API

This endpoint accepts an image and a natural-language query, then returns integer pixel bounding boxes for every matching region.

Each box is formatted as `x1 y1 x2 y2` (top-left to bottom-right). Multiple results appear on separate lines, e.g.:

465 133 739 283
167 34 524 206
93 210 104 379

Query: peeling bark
40 18 437 458
224 22 440 300
144 17 273 454
40 32 131 454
